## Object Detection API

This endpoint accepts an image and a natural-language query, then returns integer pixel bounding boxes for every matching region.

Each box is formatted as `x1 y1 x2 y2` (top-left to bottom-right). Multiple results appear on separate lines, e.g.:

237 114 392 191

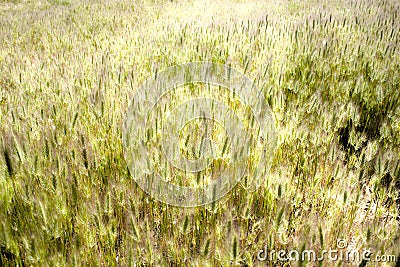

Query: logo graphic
123 62 276 207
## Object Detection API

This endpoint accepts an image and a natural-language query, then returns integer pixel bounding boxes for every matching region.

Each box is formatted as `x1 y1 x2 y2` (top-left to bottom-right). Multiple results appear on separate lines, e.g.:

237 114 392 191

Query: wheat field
0 0 399 266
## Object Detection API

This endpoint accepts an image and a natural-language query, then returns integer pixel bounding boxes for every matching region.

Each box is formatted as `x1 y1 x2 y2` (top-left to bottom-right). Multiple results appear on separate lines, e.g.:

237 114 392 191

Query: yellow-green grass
0 0 399 265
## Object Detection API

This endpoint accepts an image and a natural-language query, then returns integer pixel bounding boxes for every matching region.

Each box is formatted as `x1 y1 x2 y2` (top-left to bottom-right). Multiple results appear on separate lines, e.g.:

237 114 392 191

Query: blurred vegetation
0 0 399 265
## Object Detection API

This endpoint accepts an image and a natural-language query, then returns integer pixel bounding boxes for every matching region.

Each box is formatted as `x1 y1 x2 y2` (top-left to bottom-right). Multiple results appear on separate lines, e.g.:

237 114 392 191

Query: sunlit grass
0 0 399 265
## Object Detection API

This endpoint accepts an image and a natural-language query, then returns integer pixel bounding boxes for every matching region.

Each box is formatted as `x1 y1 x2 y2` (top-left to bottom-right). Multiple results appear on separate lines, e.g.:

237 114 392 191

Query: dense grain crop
0 0 399 265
